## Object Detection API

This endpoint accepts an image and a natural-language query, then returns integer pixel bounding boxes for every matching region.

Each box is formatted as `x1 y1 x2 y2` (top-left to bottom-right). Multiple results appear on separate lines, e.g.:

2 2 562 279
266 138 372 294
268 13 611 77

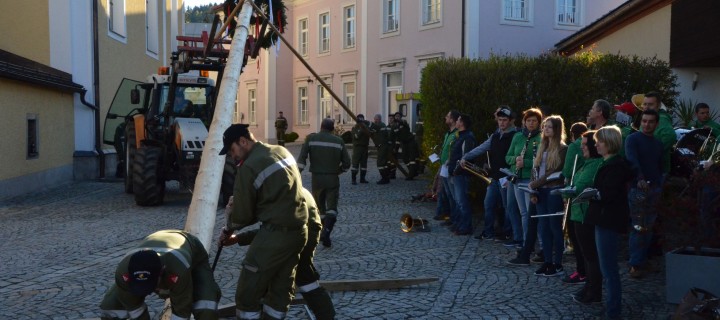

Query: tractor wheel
124 120 137 194
220 157 236 206
132 146 165 206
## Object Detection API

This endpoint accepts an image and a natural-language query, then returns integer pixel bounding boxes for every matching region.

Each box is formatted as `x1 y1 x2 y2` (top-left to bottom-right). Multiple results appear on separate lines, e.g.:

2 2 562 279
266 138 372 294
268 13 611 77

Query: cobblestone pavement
0 144 675 319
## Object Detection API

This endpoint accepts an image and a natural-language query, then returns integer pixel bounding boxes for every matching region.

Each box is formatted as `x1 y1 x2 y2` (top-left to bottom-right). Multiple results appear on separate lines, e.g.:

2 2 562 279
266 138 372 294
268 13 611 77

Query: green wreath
248 0 287 50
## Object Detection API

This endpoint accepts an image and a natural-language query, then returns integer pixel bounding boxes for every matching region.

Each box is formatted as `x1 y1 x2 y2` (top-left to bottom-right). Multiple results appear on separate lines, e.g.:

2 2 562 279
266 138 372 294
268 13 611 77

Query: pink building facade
235 0 623 142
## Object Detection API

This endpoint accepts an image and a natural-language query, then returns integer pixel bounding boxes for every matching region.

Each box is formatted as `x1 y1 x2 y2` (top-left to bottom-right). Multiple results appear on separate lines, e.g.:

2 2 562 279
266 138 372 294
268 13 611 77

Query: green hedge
419 52 679 170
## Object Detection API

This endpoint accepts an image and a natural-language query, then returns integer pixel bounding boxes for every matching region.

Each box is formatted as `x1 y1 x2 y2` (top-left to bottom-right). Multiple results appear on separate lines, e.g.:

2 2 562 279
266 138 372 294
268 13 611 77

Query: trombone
459 160 492 184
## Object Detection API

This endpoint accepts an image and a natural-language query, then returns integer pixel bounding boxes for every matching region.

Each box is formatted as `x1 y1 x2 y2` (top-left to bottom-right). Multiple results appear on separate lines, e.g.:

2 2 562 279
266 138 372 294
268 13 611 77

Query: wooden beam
217 277 439 317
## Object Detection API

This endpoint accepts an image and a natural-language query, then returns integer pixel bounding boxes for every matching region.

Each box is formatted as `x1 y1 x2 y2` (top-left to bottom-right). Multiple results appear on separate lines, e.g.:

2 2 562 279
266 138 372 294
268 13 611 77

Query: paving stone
0 143 676 319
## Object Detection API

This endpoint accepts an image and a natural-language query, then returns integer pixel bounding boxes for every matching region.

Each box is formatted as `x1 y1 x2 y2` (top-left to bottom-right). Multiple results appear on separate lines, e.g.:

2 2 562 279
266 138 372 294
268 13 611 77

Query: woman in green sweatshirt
567 130 604 305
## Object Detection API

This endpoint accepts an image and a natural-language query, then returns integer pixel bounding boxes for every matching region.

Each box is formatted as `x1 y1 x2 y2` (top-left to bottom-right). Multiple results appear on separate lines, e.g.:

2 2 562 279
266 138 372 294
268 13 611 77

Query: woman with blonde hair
528 115 568 276
585 125 634 319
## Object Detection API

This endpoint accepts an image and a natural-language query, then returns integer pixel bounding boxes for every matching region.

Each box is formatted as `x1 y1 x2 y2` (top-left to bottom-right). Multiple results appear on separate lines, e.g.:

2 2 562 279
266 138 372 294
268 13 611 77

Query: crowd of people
97 93 718 320
436 93 719 319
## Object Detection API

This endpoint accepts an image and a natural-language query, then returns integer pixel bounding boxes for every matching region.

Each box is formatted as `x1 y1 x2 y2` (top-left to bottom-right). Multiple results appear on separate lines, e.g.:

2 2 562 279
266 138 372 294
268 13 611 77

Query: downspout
92 0 105 178
461 0 466 58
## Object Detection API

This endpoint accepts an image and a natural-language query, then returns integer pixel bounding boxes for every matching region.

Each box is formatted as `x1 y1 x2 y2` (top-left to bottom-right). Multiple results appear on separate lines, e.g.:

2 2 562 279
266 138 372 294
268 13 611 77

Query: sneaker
534 263 551 275
544 264 564 277
629 266 644 279
507 257 530 266
494 234 511 242
562 271 587 284
474 233 494 240
503 240 521 248
531 255 545 264
572 293 601 305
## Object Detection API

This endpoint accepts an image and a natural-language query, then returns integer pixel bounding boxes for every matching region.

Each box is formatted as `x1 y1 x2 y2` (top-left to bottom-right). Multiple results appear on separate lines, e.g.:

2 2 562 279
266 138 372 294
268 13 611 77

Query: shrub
419 52 679 168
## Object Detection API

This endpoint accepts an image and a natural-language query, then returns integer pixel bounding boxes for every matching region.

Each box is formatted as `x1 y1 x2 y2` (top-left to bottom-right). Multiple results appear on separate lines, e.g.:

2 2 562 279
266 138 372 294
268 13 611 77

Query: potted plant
661 162 720 303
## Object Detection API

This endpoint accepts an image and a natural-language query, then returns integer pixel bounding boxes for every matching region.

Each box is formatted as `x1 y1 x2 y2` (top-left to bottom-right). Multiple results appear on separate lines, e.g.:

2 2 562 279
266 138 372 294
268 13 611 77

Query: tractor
103 32 236 206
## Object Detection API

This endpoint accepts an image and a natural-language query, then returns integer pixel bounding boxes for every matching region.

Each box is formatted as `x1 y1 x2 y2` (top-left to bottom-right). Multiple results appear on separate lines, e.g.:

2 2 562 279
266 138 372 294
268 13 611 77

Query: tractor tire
124 120 137 194
132 146 165 206
220 157 236 206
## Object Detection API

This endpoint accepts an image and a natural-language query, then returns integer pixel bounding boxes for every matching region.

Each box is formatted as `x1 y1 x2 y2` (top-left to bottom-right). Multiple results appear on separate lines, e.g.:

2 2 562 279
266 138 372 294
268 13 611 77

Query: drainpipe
461 0 466 58
91 0 105 178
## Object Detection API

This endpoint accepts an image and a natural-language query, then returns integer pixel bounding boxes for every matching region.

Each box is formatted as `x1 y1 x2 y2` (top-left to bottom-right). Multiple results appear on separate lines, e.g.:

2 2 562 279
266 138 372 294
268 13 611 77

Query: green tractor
103 35 235 206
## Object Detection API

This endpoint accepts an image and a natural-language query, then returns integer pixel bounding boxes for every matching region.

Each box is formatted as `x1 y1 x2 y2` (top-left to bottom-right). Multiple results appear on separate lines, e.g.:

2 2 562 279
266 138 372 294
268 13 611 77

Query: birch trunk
183 0 252 251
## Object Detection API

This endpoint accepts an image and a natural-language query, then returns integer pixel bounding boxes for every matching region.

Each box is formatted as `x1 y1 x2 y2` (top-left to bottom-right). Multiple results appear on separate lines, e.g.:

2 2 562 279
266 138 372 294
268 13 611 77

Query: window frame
421 0 442 27
318 12 331 54
555 0 583 30
298 86 309 125
248 88 257 125
298 17 309 57
500 0 534 27
341 81 356 125
108 0 127 43
145 0 159 59
343 5 356 50
382 0 400 37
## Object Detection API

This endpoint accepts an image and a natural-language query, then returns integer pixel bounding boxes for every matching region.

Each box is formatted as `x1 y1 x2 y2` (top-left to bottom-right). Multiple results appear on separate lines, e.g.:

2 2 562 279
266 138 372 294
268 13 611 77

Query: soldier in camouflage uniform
99 230 221 320
350 114 371 184
392 112 420 180
219 124 308 320
370 114 392 185
275 111 288 146
298 118 351 247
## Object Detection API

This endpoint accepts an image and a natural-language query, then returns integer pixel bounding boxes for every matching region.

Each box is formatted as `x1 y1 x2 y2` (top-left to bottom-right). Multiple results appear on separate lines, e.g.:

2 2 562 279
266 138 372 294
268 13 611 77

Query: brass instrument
400 213 430 232
459 160 492 184
511 132 533 183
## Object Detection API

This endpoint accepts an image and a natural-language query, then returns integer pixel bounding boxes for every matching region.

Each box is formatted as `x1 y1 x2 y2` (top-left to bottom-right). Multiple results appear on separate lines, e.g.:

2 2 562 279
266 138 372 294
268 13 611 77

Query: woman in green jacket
567 131 604 305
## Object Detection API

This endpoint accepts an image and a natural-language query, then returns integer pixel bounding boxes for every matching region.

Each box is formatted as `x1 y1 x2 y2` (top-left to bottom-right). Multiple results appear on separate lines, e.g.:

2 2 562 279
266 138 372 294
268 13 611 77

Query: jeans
452 175 473 233
435 184 449 218
537 188 564 265
596 226 621 319
506 181 523 242
442 176 457 225
628 186 661 267
699 185 718 239
513 179 532 239
575 221 601 299
518 203 540 259
482 179 507 237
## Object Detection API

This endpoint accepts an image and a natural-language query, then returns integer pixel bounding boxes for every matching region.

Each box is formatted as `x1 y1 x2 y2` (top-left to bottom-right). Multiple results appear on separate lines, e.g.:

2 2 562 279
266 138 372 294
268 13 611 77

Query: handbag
673 287 720 320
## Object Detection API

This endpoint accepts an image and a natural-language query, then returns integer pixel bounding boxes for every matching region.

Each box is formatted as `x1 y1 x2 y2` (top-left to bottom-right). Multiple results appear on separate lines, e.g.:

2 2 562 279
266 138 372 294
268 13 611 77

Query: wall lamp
306 77 314 84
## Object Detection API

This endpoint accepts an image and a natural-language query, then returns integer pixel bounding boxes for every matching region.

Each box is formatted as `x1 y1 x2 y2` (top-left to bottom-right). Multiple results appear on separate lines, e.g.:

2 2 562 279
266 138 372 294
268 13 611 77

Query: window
557 0 579 26
319 13 330 53
298 18 308 56
27 114 38 159
145 0 159 57
503 0 529 21
298 87 308 125
248 89 256 125
108 0 127 40
342 82 356 125
422 0 441 25
319 85 332 120
383 0 399 33
343 5 356 49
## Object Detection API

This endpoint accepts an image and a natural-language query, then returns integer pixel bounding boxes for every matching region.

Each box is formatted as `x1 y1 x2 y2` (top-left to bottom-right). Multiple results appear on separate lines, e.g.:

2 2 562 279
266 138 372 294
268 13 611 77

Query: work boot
320 215 337 247
351 171 357 185
406 164 417 180
377 169 390 185
360 171 369 183
301 287 336 320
